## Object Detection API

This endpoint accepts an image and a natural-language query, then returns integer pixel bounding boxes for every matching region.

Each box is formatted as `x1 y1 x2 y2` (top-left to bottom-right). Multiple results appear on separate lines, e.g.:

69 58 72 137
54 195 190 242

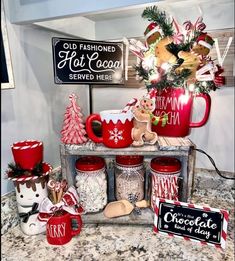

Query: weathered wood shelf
81 208 154 225
60 137 196 224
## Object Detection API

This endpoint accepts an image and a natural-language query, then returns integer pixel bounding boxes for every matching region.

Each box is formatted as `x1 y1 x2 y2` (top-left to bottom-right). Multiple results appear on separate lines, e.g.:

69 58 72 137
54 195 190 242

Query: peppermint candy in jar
75 156 107 213
150 157 181 210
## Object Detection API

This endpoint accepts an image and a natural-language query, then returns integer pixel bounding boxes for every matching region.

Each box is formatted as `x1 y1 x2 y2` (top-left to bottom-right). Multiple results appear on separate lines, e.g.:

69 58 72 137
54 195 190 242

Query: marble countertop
1 170 234 261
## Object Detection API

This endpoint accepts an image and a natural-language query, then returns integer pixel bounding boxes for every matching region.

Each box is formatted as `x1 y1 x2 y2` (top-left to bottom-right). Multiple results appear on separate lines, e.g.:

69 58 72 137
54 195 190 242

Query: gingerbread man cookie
131 97 158 147
144 22 162 46
175 50 201 79
155 37 177 67
191 33 214 57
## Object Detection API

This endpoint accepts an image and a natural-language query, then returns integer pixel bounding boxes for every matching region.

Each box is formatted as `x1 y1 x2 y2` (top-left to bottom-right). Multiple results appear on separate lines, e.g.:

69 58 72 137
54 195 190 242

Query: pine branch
7 161 44 178
142 6 174 37
194 81 217 94
133 64 150 81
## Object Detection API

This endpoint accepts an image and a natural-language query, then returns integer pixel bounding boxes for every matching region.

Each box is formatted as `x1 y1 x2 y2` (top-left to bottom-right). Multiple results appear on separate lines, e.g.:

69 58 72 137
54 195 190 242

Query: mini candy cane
183 20 193 31
196 22 206 31
122 98 138 113
129 38 147 60
57 179 68 203
61 179 68 192
172 18 184 44
55 181 61 204
194 17 206 32
173 176 179 200
47 179 57 204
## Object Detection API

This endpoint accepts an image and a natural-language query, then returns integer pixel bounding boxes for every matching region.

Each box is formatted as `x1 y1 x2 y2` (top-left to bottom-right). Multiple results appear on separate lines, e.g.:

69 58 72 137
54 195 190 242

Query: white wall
1 13 90 195
189 88 234 171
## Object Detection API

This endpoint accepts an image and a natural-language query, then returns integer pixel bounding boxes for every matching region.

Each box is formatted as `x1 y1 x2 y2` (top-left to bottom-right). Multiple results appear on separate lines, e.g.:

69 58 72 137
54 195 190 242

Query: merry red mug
86 110 133 148
46 211 82 245
152 88 211 137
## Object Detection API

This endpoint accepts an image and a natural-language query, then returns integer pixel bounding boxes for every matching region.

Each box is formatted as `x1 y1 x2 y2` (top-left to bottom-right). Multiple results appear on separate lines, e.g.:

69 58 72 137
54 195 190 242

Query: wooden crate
60 137 196 224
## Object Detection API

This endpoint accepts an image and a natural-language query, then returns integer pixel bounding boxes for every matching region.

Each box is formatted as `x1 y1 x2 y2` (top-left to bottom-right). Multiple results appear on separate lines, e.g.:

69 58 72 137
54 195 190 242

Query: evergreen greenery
7 161 44 178
134 5 220 94
142 6 174 37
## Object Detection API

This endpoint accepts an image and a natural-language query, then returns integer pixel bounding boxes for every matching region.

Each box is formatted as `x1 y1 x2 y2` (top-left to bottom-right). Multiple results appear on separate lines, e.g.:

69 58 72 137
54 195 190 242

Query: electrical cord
193 148 235 180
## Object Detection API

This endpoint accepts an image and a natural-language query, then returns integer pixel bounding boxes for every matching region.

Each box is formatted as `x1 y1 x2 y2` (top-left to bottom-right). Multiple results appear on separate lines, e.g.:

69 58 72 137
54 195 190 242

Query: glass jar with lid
75 156 107 213
115 155 145 201
150 156 181 209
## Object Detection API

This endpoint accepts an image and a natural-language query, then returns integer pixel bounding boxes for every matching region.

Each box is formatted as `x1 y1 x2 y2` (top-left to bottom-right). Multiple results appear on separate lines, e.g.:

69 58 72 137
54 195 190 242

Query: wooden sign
52 38 124 84
154 199 229 249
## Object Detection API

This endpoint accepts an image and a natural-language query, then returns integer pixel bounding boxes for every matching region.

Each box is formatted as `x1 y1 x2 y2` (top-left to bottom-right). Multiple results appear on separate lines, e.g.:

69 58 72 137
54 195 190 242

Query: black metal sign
52 37 124 84
154 199 229 249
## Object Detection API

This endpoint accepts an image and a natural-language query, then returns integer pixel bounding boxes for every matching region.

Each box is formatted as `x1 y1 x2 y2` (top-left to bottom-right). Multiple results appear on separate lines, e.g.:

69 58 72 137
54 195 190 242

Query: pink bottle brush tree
61 94 88 144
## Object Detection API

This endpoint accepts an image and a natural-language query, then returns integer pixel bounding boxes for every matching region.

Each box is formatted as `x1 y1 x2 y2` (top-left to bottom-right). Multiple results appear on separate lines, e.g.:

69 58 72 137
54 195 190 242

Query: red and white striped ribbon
11 140 42 150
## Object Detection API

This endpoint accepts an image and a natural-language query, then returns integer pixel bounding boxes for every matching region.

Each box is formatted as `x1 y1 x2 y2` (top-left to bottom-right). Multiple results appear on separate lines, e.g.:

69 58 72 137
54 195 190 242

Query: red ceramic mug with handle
46 211 82 245
86 110 133 148
152 88 211 137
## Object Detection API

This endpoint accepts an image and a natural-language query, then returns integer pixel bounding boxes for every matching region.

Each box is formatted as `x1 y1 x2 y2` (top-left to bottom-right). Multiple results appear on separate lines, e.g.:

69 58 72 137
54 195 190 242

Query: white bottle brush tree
61 94 88 144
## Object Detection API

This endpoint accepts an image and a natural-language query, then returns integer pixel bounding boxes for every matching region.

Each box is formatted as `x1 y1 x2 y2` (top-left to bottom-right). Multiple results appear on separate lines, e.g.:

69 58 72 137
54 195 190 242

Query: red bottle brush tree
61 94 88 144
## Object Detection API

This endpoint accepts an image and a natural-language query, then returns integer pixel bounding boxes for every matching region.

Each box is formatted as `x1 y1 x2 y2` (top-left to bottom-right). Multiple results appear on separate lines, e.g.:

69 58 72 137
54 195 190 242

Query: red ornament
61 94 88 145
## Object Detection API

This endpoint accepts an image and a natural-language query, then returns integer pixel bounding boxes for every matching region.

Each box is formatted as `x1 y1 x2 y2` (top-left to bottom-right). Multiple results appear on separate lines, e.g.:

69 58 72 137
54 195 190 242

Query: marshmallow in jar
75 156 107 213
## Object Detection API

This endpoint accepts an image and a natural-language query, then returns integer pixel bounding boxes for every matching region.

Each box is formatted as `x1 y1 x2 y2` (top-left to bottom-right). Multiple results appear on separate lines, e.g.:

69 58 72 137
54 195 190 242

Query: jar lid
116 155 144 166
75 156 105 171
150 157 181 173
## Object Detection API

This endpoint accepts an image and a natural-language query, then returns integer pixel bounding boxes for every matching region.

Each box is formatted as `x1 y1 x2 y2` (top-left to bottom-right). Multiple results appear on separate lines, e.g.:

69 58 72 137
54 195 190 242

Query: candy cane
47 179 57 204
173 176 179 200
183 20 193 31
172 18 184 44
57 179 68 203
166 178 171 199
196 22 206 31
122 98 138 113
161 178 165 198
171 177 176 200
151 175 157 209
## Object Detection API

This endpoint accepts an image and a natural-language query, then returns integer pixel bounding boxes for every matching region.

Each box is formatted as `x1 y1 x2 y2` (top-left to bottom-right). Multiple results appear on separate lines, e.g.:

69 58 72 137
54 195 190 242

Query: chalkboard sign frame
153 198 229 249
1 2 15 90
52 37 124 85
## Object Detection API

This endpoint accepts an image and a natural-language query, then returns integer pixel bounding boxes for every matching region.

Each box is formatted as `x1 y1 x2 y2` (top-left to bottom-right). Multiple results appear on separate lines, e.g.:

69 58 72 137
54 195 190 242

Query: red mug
46 211 82 245
152 88 211 137
11 140 43 170
86 110 133 148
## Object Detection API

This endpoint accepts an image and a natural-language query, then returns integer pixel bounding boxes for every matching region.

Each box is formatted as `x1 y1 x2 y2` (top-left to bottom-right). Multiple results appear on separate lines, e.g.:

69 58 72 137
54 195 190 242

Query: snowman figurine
14 176 49 235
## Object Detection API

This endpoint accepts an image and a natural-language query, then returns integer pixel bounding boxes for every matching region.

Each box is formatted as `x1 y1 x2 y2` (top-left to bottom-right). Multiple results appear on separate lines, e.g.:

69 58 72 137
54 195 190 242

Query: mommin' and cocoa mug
86 110 133 148
46 211 82 245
